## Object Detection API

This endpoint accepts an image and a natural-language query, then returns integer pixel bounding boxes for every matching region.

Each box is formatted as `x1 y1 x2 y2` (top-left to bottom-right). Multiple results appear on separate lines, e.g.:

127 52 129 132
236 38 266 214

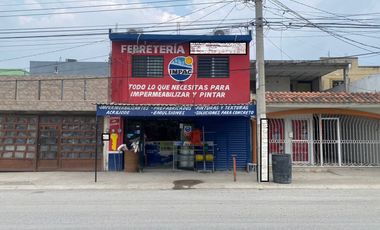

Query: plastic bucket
195 154 204 162
205 154 214 161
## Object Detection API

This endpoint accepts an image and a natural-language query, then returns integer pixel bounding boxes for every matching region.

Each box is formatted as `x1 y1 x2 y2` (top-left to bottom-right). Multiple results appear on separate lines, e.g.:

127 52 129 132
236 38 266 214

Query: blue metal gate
196 117 251 170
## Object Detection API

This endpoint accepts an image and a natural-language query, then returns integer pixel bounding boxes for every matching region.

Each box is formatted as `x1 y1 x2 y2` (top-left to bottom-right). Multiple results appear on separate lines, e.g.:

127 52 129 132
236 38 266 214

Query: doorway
319 117 341 166
37 124 60 170
124 119 185 169
291 119 311 163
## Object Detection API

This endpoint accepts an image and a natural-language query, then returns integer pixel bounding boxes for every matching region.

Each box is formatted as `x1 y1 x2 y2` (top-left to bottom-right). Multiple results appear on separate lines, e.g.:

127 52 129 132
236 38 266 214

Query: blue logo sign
168 56 193 82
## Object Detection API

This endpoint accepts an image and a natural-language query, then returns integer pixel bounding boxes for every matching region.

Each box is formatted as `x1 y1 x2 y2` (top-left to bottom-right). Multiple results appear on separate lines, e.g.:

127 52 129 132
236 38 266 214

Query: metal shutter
196 117 251 170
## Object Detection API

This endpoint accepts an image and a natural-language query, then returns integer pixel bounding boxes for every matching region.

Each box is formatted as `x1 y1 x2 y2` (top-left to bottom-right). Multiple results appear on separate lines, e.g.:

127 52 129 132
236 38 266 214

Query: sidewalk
0 167 380 190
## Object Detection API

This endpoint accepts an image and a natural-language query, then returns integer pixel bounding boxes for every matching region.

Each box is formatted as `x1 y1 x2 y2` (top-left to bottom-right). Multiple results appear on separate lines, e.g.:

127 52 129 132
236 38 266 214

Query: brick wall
0 75 109 112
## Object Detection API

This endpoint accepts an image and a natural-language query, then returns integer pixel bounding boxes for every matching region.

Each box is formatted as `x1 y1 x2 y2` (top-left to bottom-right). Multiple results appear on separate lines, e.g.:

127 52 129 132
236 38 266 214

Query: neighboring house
250 59 380 167
321 57 380 90
30 60 109 76
266 92 380 166
250 59 349 94
0 74 108 171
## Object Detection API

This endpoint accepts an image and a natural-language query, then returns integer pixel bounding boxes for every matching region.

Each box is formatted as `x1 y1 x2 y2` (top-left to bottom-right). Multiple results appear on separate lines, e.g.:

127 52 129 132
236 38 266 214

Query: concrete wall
322 58 380 90
0 76 109 112
330 74 380 93
348 74 380 92
266 76 290 92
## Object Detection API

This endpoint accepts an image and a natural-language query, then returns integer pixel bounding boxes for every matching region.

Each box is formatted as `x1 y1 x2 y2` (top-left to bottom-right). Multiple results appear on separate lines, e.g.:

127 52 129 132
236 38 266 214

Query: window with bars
197 56 229 78
132 55 164 78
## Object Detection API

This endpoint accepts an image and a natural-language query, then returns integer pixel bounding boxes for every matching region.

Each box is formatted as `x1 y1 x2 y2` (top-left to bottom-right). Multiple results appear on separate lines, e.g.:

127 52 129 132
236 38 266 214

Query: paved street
1 189 379 230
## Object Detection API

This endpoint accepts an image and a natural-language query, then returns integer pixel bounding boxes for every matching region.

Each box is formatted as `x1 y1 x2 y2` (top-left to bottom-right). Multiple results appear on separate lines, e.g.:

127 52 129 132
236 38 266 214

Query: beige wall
322 58 380 90
0 75 109 112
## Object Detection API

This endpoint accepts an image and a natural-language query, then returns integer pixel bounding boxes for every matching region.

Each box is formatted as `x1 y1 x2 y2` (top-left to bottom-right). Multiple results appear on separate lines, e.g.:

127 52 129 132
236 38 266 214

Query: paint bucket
178 155 194 168
205 154 214 162
195 154 204 162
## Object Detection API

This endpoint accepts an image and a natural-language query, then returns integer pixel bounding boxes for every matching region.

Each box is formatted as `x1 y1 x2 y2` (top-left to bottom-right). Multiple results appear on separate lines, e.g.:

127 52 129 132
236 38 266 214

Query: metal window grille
197 56 229 78
132 56 164 78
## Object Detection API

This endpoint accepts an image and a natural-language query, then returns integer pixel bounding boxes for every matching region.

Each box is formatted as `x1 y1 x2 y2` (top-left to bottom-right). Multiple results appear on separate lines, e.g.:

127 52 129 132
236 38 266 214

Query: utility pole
255 0 267 182
343 64 350 92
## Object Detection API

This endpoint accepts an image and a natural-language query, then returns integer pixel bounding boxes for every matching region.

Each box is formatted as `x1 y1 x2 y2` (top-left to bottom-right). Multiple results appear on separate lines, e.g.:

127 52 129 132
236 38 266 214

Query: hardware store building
101 32 255 171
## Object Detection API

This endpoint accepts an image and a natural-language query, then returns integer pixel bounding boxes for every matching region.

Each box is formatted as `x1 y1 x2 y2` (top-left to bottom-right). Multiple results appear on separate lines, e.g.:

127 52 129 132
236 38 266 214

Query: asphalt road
0 189 379 230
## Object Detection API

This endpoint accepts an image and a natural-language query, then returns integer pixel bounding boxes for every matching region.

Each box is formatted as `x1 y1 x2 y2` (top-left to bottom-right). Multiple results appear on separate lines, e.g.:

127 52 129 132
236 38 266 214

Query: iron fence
268 114 380 167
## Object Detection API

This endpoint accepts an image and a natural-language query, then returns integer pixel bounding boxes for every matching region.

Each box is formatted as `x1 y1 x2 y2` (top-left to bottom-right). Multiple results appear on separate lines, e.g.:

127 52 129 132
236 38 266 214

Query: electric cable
0 1 234 18
268 0 380 52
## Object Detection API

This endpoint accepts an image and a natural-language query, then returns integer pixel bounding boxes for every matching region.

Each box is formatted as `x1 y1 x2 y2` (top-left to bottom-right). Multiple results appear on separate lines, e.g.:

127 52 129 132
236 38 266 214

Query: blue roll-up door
196 117 251 170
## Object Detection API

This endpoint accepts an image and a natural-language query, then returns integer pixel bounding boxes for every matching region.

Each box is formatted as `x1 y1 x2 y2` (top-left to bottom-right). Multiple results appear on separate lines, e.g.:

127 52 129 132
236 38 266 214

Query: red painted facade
110 40 250 105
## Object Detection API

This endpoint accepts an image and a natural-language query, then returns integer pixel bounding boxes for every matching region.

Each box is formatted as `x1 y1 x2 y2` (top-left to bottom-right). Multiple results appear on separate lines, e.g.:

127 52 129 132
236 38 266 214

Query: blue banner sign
96 104 256 117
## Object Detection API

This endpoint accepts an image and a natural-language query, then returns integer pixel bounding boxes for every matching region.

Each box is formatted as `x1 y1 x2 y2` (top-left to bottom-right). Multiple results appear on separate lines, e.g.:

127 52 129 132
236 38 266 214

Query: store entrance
121 116 250 172
144 120 181 169
124 118 203 171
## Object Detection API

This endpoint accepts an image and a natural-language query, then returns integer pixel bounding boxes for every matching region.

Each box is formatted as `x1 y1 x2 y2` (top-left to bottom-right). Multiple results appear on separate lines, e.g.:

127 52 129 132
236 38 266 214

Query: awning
96 104 256 117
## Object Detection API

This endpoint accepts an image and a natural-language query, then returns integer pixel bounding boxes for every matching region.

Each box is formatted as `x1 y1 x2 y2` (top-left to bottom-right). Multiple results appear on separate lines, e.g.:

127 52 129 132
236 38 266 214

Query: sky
1 0 380 71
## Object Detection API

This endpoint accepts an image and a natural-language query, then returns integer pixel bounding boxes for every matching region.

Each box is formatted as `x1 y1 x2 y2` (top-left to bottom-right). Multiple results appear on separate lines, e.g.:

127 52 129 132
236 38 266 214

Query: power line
1 1 244 68
0 22 251 40
264 34 293 59
0 0 188 13
215 3 237 30
0 18 253 32
0 20 252 35
268 0 380 52
8 18 380 39
0 40 107 62
0 1 234 18
0 40 106 48
285 0 370 25
182 2 234 29
0 0 111 7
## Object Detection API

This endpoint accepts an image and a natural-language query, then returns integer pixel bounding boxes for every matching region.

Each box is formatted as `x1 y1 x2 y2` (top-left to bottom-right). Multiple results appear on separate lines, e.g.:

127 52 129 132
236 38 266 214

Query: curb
1 183 380 191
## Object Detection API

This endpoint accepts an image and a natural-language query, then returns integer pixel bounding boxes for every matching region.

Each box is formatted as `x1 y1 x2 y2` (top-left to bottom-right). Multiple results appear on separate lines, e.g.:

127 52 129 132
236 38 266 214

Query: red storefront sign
111 40 250 105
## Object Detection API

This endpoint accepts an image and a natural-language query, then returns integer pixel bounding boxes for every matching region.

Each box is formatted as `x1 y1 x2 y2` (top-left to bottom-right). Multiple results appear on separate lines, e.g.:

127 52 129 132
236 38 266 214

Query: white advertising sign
190 42 247 54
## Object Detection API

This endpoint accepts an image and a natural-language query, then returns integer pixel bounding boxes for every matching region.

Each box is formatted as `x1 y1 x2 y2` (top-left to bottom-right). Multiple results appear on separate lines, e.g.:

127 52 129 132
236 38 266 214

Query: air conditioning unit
213 29 229 35
127 28 143 34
